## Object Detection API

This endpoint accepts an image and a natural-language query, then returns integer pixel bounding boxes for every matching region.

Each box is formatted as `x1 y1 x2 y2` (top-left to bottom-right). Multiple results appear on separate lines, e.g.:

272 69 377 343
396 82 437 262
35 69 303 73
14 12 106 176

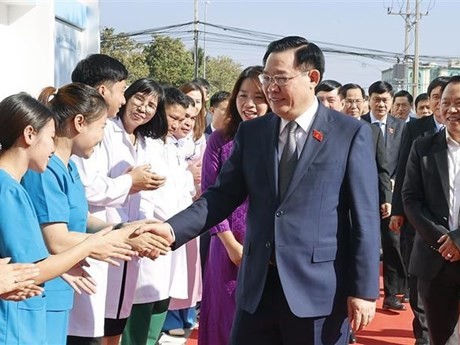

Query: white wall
0 0 100 101
0 1 54 100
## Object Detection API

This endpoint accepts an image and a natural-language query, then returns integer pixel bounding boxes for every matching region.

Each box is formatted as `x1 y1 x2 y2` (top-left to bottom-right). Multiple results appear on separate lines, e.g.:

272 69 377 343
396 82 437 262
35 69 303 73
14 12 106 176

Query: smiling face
28 119 56 172
262 48 319 121
441 82 460 139
174 104 198 139
123 92 158 133
100 80 127 118
72 110 108 159
236 78 269 121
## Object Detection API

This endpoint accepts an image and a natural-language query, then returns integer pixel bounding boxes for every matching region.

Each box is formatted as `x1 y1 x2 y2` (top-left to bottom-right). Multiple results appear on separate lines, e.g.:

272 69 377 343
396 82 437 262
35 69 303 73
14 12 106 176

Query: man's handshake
130 222 175 260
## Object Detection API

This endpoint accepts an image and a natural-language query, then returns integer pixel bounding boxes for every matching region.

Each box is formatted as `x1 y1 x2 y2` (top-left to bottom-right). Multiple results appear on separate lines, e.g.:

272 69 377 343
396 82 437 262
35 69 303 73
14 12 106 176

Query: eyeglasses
131 96 157 115
344 99 364 106
258 72 308 87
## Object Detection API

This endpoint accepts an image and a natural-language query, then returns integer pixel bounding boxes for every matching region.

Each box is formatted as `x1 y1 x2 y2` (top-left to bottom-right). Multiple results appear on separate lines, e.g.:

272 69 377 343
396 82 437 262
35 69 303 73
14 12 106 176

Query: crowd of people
0 34 459 345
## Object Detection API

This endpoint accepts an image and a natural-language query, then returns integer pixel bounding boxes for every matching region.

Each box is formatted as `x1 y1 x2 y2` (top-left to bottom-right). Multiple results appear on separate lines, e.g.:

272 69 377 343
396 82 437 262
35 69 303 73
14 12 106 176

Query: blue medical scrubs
22 155 88 345
0 169 49 345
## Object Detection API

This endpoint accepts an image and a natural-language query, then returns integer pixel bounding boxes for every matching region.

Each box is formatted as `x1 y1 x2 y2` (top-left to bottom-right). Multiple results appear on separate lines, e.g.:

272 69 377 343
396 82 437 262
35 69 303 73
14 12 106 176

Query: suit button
265 241 271 248
276 210 284 217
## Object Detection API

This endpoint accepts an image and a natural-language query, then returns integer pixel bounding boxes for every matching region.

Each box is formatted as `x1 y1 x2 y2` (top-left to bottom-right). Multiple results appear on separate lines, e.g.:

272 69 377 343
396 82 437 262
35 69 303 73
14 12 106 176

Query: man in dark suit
148 36 380 344
402 76 460 345
339 82 392 344
390 76 450 344
339 83 392 216
361 81 407 311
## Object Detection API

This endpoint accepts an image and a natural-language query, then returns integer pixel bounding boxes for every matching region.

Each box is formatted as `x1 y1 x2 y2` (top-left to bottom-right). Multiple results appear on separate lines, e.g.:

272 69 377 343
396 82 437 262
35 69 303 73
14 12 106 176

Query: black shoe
401 294 409 303
349 331 356 344
383 295 406 310
415 338 430 345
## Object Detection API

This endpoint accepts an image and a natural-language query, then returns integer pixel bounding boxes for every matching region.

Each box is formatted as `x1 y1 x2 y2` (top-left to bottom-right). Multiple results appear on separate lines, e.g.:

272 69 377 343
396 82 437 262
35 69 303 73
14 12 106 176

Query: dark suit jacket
362 113 405 179
392 115 437 215
168 104 381 318
402 130 460 279
368 123 392 204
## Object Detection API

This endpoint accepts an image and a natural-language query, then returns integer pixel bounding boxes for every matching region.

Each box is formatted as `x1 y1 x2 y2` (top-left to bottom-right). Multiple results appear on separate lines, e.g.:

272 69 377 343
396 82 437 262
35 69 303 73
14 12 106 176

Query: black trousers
418 263 460 345
229 266 349 345
381 217 407 297
400 222 430 342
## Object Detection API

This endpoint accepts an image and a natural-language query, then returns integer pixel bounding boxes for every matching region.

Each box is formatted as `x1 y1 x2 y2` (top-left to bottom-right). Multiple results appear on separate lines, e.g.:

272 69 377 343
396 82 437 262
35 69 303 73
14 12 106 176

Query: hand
380 203 392 219
225 241 243 267
188 160 202 185
128 164 166 193
126 231 171 257
347 297 376 332
133 222 174 246
1 284 44 301
0 258 40 296
389 215 404 232
61 261 96 295
87 227 136 266
437 234 460 262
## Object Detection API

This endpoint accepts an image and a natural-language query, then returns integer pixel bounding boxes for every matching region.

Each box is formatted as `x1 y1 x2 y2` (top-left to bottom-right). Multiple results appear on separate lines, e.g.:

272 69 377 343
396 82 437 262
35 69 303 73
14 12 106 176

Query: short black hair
210 91 230 107
71 54 128 88
393 90 413 105
368 81 394 97
315 80 342 95
263 36 325 83
414 92 429 108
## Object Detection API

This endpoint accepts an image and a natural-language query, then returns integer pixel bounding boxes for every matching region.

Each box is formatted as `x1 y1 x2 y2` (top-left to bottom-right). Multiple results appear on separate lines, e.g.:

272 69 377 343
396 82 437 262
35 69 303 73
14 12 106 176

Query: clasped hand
437 234 460 262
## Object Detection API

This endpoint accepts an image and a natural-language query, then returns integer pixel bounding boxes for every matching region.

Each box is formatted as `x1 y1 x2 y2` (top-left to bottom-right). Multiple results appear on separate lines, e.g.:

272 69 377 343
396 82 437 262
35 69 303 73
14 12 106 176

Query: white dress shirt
446 131 460 231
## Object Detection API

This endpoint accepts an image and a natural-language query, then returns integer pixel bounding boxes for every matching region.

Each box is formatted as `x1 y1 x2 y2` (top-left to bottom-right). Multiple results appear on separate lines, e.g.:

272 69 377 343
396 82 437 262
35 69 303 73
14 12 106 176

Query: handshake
125 221 175 260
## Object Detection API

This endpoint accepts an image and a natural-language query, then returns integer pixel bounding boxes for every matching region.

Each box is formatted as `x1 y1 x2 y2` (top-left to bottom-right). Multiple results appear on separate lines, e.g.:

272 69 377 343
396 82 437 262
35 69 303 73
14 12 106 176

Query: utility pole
387 0 427 95
193 0 199 78
413 0 420 96
203 1 210 78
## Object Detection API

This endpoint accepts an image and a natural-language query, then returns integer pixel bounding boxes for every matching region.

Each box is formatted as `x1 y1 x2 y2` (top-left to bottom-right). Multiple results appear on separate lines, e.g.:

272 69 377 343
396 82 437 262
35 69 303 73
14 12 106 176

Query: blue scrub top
0 169 49 345
21 155 89 311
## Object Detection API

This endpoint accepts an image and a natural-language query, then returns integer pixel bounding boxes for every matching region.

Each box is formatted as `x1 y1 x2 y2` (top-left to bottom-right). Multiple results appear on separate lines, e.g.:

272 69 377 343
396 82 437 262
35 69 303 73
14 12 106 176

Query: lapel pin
312 129 323 142
388 127 395 135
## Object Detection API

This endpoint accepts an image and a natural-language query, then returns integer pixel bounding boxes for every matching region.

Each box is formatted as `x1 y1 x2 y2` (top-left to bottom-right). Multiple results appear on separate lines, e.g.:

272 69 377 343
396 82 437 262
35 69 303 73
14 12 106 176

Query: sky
99 0 459 90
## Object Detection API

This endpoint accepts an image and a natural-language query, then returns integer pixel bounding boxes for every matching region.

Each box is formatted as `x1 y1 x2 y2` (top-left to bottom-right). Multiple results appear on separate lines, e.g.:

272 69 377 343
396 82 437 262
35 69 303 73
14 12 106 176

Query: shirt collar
434 116 444 132
446 130 460 149
369 111 387 125
279 98 319 134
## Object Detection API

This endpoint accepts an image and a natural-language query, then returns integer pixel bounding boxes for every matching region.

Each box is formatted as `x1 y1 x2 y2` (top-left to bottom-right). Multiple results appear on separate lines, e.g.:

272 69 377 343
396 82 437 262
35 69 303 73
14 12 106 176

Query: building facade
0 0 100 100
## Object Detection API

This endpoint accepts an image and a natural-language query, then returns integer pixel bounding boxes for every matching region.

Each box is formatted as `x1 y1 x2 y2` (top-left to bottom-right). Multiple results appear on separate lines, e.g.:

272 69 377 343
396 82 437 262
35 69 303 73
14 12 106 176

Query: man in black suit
146 36 381 344
339 83 392 217
339 82 392 344
362 81 407 311
390 76 450 344
402 76 460 345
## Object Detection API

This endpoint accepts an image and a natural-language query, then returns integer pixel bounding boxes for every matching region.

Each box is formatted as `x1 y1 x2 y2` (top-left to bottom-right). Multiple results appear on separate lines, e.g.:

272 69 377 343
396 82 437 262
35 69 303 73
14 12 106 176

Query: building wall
0 0 99 100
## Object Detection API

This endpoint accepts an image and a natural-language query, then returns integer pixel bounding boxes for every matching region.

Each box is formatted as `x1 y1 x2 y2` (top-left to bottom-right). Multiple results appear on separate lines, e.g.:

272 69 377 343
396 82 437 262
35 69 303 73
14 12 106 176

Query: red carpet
186 274 415 344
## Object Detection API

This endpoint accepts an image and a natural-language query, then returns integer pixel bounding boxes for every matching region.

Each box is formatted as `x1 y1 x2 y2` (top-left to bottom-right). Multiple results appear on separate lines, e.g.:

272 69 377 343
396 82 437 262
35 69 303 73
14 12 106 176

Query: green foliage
100 28 242 91
205 56 242 94
100 27 149 84
144 35 194 86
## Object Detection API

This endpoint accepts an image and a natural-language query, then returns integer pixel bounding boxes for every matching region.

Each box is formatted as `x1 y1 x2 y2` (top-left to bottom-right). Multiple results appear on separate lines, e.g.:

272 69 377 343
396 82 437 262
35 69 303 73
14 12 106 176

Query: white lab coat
69 118 143 336
133 137 194 304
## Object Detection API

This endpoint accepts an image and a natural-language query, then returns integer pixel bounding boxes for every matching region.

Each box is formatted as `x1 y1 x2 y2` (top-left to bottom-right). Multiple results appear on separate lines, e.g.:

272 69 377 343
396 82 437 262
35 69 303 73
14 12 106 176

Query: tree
100 27 149 84
205 56 242 94
144 35 194 86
